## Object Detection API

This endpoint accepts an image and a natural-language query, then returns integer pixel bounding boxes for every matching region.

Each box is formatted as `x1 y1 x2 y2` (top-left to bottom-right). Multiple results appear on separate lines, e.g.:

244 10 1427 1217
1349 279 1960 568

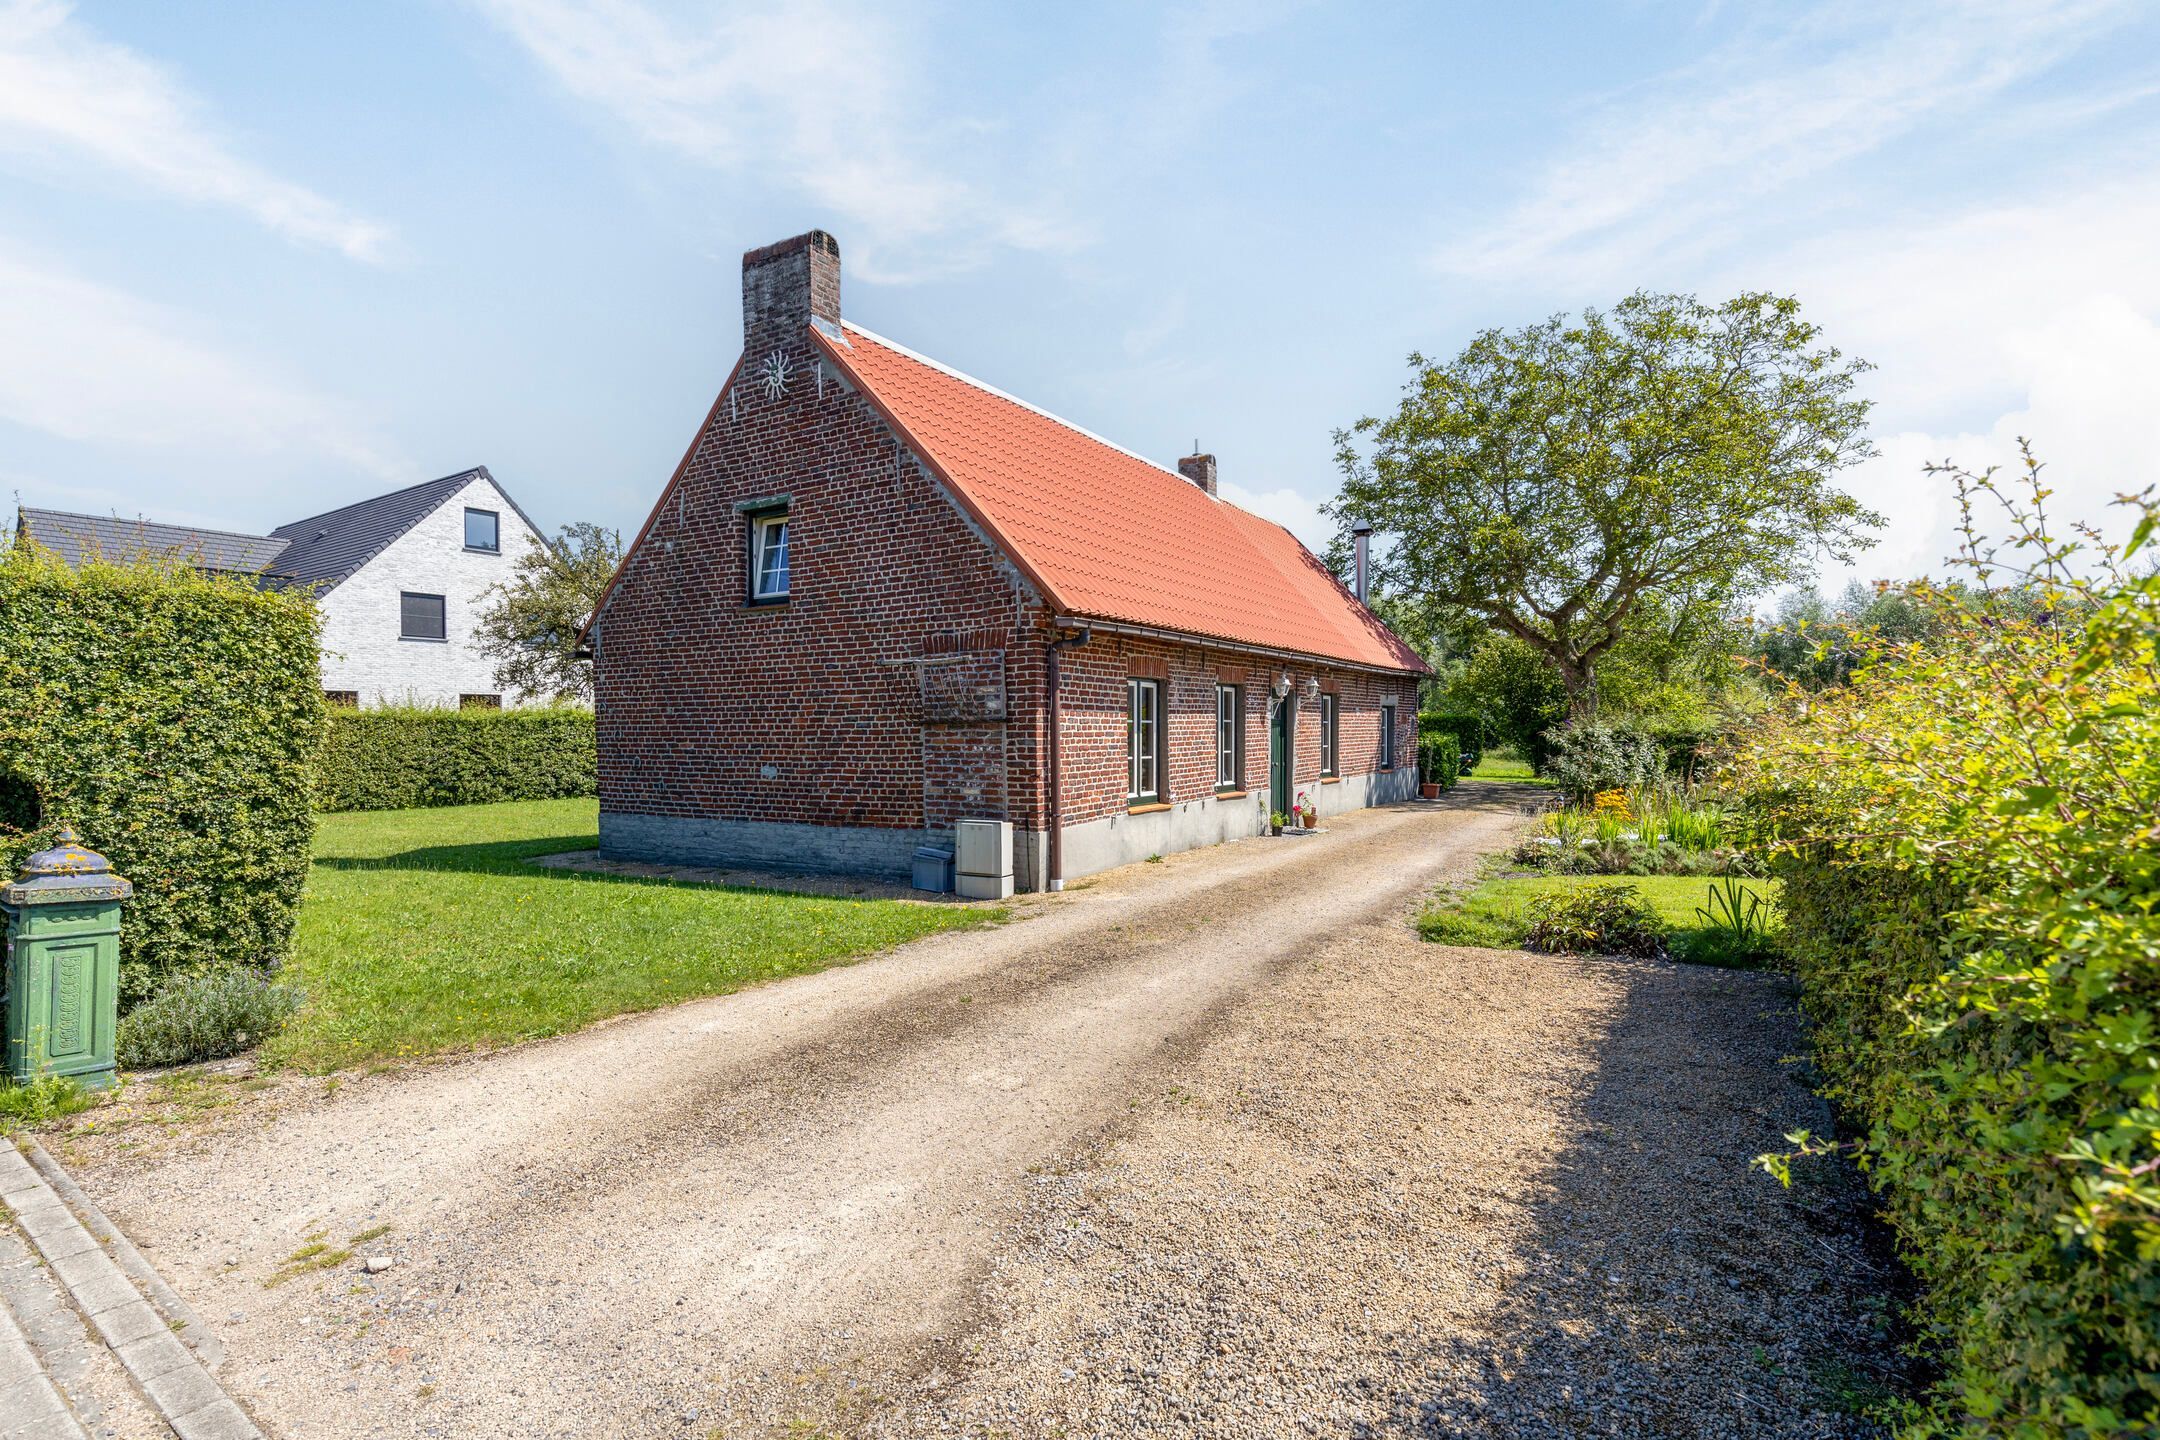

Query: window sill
1320 776 1341 784
399 635 448 644
1126 801 1172 815
463 546 500 555
1213 788 1248 799
744 596 791 609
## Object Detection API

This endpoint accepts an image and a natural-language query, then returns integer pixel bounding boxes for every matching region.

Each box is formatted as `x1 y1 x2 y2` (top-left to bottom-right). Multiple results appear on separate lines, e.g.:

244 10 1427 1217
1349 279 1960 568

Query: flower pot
1299 810 1316 829
1269 823 1283 836
1420 782 1442 799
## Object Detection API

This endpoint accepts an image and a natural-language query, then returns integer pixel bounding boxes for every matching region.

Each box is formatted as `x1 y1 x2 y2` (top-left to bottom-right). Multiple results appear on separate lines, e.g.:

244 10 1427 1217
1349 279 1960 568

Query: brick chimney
1177 453 1218 496
742 230 841 358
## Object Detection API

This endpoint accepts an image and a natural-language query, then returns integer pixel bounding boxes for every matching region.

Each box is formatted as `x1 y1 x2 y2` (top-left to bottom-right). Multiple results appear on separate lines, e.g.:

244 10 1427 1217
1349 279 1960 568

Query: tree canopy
1330 291 1880 718
474 522 622 703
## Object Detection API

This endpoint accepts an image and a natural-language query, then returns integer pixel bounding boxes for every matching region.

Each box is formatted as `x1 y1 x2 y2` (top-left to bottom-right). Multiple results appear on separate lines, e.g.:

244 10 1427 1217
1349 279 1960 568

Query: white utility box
953 818 1014 900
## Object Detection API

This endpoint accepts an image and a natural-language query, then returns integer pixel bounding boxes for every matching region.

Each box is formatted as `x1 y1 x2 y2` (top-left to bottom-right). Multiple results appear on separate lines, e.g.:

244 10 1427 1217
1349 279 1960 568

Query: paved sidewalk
1 1140 259 1440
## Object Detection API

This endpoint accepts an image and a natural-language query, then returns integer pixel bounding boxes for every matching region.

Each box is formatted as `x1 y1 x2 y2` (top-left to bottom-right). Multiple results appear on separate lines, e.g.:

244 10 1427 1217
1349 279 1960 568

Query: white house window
1128 678 1162 804
1215 684 1242 790
464 508 500 553
1380 699 1398 770
400 591 446 641
749 510 790 602
1320 694 1339 776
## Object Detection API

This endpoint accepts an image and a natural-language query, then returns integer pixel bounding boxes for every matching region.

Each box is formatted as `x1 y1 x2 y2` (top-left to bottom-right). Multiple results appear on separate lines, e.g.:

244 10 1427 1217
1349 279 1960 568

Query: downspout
1044 625 1091 892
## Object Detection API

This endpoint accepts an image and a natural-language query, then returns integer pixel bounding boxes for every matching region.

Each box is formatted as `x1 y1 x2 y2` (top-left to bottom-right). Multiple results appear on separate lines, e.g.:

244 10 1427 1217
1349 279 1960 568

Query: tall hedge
0 548 323 1005
316 706 595 812
1730 461 2160 1437
1419 710 1483 770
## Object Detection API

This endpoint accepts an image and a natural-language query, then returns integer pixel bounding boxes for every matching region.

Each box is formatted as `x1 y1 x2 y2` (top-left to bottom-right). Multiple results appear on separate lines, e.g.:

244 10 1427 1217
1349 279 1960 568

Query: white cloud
0 0 393 261
469 0 1078 281
0 241 401 476
1438 0 2135 287
1782 177 2160 589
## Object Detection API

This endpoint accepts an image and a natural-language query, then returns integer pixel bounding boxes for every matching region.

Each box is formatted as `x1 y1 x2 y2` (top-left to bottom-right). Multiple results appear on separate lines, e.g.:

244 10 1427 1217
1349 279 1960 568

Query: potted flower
1295 790 1316 829
1269 811 1286 836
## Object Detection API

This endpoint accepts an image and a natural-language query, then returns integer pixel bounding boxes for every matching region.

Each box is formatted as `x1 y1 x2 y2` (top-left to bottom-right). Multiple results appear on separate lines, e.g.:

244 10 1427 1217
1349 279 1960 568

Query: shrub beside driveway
265 797 997 1071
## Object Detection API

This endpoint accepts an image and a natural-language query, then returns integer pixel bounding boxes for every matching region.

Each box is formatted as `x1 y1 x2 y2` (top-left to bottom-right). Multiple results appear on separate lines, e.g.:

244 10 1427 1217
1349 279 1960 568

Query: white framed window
1320 694 1338 776
749 510 790 601
1215 684 1242 789
1380 699 1398 770
1128 678 1161 803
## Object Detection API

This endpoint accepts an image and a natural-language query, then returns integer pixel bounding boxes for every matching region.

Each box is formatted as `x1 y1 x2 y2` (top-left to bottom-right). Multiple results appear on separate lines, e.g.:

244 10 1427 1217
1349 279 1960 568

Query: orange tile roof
814 323 1427 675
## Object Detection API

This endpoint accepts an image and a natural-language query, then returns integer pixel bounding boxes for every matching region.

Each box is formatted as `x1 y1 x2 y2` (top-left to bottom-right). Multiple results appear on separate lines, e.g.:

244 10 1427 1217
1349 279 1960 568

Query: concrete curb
1 1142 261 1440
24 1140 225 1373
0 1277 87 1440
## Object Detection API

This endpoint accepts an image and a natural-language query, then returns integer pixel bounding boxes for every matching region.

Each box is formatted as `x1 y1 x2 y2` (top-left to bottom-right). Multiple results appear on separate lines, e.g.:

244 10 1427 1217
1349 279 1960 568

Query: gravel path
869 887 1900 1438
59 787 1551 1439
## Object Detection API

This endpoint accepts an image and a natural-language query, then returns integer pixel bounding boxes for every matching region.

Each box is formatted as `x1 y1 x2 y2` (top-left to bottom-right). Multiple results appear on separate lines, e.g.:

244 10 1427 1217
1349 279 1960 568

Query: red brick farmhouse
586 230 1428 892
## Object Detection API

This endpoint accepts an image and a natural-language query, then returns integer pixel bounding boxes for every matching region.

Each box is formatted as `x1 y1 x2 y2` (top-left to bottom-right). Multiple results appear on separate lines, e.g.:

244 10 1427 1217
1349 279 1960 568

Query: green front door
1269 699 1291 817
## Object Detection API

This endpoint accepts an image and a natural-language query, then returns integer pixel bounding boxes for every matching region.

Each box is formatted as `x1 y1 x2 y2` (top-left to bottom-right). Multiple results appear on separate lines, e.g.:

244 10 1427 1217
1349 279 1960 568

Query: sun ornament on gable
758 348 794 400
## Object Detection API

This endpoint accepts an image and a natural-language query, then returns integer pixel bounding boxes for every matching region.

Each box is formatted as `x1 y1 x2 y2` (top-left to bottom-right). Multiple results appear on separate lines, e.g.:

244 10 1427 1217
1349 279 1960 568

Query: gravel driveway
59 784 1896 1438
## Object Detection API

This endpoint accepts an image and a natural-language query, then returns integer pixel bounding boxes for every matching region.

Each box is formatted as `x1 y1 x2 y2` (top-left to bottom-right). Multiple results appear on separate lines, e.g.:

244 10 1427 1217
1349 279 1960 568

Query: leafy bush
115 968 302 1069
1520 882 1666 957
0 547 323 1005
1732 451 2160 1437
1644 719 1727 782
1417 732 1460 789
316 705 595 811
1540 721 1664 799
1420 710 1483 773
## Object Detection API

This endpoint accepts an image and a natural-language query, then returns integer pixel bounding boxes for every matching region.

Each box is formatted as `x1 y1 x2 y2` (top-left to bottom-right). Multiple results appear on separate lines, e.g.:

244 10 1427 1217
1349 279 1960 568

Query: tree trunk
1560 660 1598 723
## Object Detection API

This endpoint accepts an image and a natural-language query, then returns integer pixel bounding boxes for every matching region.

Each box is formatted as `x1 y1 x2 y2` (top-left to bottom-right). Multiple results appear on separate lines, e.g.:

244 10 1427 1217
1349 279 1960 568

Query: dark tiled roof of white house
270 467 526 592
18 466 542 593
16 507 293 577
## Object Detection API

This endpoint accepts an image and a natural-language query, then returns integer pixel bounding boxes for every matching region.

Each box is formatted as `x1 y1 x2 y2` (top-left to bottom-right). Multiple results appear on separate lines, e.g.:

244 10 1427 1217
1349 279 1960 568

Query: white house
17 467 551 709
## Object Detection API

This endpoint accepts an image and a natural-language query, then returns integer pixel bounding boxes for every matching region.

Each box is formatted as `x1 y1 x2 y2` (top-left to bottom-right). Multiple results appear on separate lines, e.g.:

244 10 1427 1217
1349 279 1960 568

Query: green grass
1468 752 1555 784
266 798 999 1072
1419 873 1781 966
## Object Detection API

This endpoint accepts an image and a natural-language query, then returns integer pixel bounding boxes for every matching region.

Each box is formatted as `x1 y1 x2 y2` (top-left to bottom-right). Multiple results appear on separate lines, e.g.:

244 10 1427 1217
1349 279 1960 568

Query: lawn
1468 751 1554 784
266 798 999 1072
1418 872 1781 966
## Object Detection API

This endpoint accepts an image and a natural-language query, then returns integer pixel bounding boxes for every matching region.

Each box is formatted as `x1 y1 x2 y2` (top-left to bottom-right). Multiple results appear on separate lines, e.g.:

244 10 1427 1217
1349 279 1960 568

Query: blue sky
4 0 2158 595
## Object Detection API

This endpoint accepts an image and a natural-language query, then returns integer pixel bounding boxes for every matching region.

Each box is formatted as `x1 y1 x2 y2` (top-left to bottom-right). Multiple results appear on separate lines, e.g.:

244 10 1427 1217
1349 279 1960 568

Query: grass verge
267 798 999 1072
1419 872 1781 967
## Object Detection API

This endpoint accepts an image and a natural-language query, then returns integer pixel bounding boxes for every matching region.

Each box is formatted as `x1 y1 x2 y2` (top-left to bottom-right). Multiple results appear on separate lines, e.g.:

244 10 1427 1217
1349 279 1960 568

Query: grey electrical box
954 819 1014 900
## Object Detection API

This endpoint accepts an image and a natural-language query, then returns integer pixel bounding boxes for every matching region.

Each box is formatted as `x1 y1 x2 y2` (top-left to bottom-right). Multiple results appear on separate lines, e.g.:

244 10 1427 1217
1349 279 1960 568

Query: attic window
464 508 500 553
748 508 789 603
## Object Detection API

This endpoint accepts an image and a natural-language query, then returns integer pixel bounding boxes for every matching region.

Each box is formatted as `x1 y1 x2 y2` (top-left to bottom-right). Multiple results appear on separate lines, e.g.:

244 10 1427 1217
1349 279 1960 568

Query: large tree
1330 291 1880 719
474 522 622 703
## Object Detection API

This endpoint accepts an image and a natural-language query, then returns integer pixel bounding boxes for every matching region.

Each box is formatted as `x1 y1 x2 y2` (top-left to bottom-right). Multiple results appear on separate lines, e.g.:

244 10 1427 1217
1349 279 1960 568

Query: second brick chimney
742 230 841 358
1177 453 1218 496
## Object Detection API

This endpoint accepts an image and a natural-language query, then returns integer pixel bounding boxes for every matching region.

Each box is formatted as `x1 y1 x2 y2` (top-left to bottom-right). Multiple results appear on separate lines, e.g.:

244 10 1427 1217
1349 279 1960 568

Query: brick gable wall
591 342 1048 876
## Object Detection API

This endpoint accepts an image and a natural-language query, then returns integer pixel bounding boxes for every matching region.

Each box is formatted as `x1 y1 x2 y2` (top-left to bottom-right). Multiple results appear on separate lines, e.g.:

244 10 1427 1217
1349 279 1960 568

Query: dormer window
749 508 789 602
464 508 500 553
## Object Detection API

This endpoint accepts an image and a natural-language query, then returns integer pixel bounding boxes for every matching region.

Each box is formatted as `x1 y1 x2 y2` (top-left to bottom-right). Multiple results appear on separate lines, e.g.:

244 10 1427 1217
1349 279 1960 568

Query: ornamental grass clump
1732 448 2160 1438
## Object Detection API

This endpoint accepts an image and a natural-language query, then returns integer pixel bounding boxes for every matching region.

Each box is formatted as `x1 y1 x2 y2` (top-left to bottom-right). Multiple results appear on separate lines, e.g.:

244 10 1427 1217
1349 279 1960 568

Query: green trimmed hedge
1417 733 1460 790
316 706 595 812
1420 710 1483 772
0 548 323 1005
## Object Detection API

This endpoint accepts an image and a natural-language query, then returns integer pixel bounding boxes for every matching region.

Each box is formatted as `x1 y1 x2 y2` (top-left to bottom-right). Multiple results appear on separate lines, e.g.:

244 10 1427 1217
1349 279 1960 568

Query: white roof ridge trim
838 320 1234 503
